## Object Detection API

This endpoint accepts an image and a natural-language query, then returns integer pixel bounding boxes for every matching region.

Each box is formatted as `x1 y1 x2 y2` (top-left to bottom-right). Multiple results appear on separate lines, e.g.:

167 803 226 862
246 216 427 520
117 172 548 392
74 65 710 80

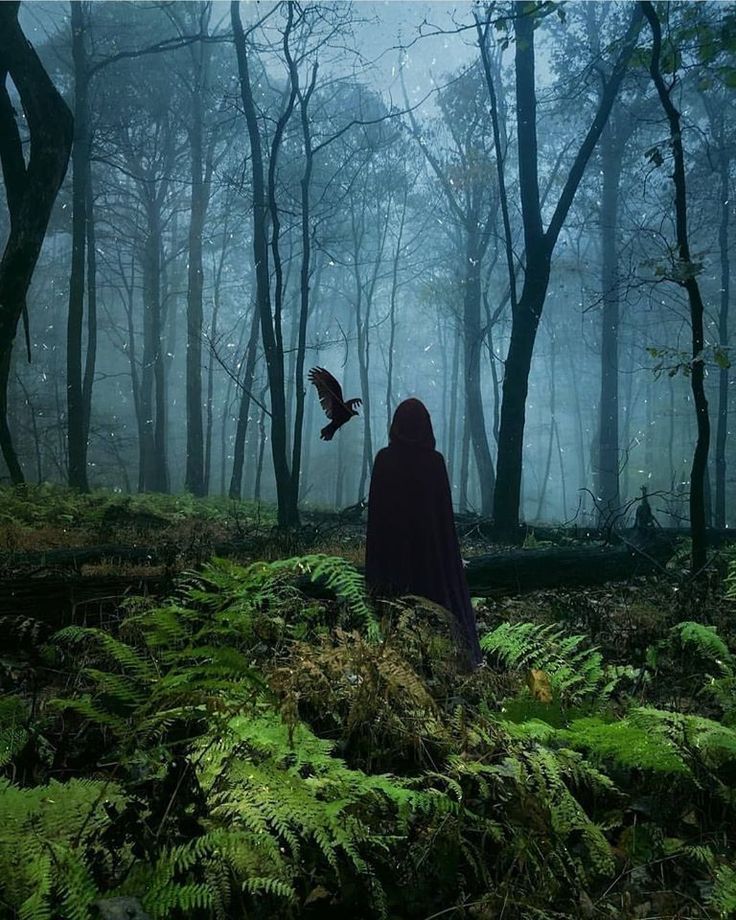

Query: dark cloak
365 398 483 668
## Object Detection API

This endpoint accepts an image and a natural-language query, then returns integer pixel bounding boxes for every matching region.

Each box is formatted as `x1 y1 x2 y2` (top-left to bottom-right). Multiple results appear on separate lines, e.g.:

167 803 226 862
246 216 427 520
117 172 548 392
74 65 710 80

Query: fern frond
53 626 156 683
283 554 380 640
0 695 29 768
481 622 613 703
0 778 123 918
671 621 733 670
561 716 689 775
710 864 736 917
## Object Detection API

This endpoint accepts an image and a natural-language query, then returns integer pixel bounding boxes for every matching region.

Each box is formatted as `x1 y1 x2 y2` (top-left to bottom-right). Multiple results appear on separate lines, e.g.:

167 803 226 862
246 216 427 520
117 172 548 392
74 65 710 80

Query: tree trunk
82 158 97 457
220 380 234 496
351 182 388 502
536 328 556 520
139 231 156 492
287 63 319 519
67 1 91 491
119 253 144 493
566 334 589 521
642 1 710 576
465 539 674 595
254 388 268 503
385 185 406 433
334 424 345 509
463 229 496 513
0 2 73 483
715 117 730 528
460 410 471 512
493 2 642 530
644 374 653 480
160 219 178 491
0 352 22 483
139 208 168 493
447 327 461 489
232 1 294 525
16 375 42 483
153 238 169 494
184 60 208 496
596 126 624 523
494 266 550 528
204 274 219 496
487 317 501 445
205 222 230 495
621 344 637 503
301 357 317 501
439 314 449 457
229 305 261 500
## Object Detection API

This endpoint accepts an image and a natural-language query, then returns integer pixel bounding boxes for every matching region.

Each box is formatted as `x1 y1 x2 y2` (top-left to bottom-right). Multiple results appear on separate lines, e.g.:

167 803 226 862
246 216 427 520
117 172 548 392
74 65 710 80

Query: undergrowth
0 484 267 528
2 554 736 917
0 484 274 561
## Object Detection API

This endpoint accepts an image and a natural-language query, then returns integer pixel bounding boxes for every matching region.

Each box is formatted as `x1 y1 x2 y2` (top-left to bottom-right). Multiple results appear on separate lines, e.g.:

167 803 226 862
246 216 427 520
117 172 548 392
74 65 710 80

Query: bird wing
308 367 346 420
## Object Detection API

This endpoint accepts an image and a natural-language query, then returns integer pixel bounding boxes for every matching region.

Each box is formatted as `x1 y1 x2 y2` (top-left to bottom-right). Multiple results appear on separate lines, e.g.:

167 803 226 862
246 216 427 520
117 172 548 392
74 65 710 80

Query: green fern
710 864 736 917
646 621 736 723
9 532 736 918
184 554 380 641
0 777 123 919
629 707 736 779
0 695 29 768
554 705 736 794
109 707 441 919
648 620 734 676
180 554 380 641
459 740 616 892
51 614 265 752
40 573 435 917
673 621 734 668
725 552 736 601
560 715 689 775
195 711 440 905
481 621 616 703
293 554 380 641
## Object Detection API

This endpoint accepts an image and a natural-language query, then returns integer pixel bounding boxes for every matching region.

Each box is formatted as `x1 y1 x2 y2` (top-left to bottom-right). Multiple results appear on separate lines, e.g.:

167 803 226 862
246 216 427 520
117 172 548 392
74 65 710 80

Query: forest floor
0 486 515 621
0 483 605 558
2 486 736 919
0 482 690 572
0 484 721 652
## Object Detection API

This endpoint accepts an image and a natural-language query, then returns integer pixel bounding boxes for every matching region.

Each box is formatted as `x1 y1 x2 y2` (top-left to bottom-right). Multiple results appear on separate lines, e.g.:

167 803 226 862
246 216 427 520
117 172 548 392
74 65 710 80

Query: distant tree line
1 0 735 569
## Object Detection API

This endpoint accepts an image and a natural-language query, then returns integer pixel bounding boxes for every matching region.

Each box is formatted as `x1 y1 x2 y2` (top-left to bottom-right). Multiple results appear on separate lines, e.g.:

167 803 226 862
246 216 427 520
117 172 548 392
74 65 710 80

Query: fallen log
453 518 736 546
4 520 730 578
464 538 674 595
0 574 170 622
0 541 252 574
0 537 679 634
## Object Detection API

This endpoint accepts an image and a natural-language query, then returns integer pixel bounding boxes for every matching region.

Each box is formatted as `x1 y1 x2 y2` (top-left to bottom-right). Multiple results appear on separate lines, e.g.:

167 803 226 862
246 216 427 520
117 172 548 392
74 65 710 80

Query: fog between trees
1 0 734 536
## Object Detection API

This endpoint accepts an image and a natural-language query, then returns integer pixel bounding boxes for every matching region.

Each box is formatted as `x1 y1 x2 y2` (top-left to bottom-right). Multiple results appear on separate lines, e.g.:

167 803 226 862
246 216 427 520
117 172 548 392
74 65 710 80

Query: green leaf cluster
3 556 736 918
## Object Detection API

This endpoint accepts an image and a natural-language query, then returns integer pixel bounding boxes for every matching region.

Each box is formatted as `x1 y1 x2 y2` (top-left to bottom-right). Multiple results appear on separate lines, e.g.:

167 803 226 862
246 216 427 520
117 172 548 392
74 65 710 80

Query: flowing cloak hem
365 445 483 668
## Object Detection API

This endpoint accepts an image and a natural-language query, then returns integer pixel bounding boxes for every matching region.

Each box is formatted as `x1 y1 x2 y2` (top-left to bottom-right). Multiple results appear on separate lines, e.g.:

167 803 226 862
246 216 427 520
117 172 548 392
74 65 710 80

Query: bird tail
320 422 337 441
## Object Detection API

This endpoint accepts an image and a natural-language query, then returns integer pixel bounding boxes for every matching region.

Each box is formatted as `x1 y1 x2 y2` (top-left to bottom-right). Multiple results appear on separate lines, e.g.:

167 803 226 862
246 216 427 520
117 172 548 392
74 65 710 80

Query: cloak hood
389 398 436 451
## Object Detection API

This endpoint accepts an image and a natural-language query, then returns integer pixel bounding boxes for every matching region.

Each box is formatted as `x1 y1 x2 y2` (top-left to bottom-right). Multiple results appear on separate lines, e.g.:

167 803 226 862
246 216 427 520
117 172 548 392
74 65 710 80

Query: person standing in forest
365 398 483 669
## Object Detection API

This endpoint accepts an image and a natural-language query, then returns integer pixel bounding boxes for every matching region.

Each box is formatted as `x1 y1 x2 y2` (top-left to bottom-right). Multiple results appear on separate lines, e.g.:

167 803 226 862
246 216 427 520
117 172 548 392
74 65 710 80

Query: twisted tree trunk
641 1 710 575
0 2 73 483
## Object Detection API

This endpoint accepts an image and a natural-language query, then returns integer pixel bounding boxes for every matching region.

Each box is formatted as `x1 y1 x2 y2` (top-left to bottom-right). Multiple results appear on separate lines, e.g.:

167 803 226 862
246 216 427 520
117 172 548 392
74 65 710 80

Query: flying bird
308 367 362 441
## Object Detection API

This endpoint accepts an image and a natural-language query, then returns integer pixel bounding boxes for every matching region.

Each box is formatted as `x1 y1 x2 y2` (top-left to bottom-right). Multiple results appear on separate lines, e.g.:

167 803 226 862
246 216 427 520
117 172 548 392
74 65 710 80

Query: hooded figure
365 398 483 668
